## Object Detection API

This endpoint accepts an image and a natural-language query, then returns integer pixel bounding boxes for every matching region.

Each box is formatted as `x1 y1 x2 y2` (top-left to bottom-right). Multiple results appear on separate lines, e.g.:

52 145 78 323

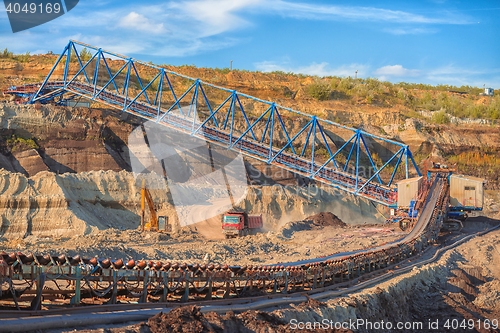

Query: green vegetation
6 135 39 152
329 77 393 105
446 149 500 185
0 48 30 63
448 150 500 167
15 51 31 63
79 48 93 62
411 90 500 120
0 48 13 59
300 75 499 120
306 81 331 100
218 67 231 74
154 61 498 121
0 48 31 62
431 110 450 124
65 47 92 64
2 49 497 121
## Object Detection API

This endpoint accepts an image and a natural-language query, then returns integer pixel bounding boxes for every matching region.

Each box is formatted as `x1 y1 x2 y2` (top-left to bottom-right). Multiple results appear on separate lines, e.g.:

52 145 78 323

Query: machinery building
396 176 423 208
482 87 494 96
449 174 485 210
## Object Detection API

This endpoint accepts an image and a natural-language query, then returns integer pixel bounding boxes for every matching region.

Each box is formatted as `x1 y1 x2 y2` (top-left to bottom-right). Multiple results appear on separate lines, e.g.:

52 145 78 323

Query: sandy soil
1 217 405 267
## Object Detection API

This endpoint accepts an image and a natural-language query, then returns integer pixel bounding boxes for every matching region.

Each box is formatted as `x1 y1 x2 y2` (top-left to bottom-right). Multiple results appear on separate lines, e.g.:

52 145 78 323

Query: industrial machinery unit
222 211 263 238
444 174 485 226
396 176 423 208
390 176 425 230
449 174 485 212
140 180 170 232
389 165 485 231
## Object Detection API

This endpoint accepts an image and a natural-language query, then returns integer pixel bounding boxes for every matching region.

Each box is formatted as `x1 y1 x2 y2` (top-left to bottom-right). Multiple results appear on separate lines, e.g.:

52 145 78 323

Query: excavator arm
141 180 159 231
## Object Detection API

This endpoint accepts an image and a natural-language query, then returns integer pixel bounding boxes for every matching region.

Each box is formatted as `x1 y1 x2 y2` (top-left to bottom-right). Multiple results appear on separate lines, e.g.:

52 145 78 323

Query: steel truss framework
17 40 420 206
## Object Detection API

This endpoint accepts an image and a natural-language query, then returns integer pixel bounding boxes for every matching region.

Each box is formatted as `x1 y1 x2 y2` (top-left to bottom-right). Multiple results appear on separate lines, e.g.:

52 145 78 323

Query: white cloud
371 64 500 87
423 65 495 87
118 12 166 34
374 65 420 80
427 65 482 77
167 0 263 37
265 1 471 25
1 0 487 88
383 27 438 35
0 1 247 57
254 61 368 77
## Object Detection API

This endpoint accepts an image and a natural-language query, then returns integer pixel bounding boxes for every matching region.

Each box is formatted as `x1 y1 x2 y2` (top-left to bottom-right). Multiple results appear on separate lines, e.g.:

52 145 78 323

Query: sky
1 0 499 88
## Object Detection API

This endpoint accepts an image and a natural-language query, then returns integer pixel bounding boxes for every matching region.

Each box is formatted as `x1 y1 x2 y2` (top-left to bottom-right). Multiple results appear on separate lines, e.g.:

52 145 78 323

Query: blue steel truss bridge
5 40 421 207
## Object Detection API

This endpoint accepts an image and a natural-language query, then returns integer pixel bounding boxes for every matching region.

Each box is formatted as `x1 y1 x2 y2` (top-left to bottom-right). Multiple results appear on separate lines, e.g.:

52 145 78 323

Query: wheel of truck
442 219 463 232
399 218 412 231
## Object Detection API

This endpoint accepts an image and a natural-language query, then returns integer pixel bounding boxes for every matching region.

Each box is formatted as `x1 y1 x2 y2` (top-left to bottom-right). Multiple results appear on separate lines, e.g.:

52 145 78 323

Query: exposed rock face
12 149 48 176
41 140 124 173
0 170 142 239
0 102 136 175
0 152 17 172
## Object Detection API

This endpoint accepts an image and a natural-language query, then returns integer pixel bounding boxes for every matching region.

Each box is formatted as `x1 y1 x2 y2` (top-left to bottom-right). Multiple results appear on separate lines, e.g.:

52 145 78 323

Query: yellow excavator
140 179 171 232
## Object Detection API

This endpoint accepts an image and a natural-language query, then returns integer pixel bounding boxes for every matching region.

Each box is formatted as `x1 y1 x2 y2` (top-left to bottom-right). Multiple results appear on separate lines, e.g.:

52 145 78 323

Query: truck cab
222 213 245 238
222 212 263 238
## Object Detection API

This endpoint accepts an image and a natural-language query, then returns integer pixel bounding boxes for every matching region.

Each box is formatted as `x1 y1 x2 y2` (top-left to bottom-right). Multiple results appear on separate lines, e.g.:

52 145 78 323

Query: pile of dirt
148 307 213 333
279 220 314 238
294 296 328 311
279 212 346 238
147 306 340 333
305 212 346 228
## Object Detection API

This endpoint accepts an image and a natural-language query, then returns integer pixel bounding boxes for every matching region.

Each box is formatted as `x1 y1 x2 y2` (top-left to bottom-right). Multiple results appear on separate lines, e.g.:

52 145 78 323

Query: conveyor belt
0 176 449 308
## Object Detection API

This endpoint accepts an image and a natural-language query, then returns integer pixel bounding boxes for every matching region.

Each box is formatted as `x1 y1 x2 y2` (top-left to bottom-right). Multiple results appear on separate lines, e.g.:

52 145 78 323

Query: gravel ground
2 213 405 267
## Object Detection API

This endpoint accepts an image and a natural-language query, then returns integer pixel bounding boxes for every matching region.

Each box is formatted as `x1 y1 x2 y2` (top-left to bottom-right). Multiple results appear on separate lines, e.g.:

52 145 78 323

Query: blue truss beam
17 40 422 207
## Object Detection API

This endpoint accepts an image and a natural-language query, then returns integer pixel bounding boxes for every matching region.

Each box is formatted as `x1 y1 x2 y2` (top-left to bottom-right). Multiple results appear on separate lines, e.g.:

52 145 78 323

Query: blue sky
1 0 499 88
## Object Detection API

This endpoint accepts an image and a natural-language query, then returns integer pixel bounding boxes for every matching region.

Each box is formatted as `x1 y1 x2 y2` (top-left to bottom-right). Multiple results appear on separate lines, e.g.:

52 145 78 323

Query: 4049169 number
5 2 61 14
443 318 499 330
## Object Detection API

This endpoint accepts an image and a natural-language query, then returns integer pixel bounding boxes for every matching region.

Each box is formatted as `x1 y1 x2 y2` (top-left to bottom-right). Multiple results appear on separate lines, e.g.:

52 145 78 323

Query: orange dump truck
222 212 263 238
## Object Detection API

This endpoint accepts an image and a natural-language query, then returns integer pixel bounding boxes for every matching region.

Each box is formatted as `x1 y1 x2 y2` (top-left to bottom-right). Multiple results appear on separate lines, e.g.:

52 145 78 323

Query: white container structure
449 174 485 210
396 176 423 209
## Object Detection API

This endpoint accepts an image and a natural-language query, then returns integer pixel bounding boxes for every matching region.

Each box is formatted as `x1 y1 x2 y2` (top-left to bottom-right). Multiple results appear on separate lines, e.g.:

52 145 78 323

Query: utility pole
230 60 233 71
355 70 358 79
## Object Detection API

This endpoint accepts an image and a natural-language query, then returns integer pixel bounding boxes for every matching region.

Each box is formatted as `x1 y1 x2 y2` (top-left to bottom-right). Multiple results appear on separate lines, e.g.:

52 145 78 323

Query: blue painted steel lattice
7 40 421 207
